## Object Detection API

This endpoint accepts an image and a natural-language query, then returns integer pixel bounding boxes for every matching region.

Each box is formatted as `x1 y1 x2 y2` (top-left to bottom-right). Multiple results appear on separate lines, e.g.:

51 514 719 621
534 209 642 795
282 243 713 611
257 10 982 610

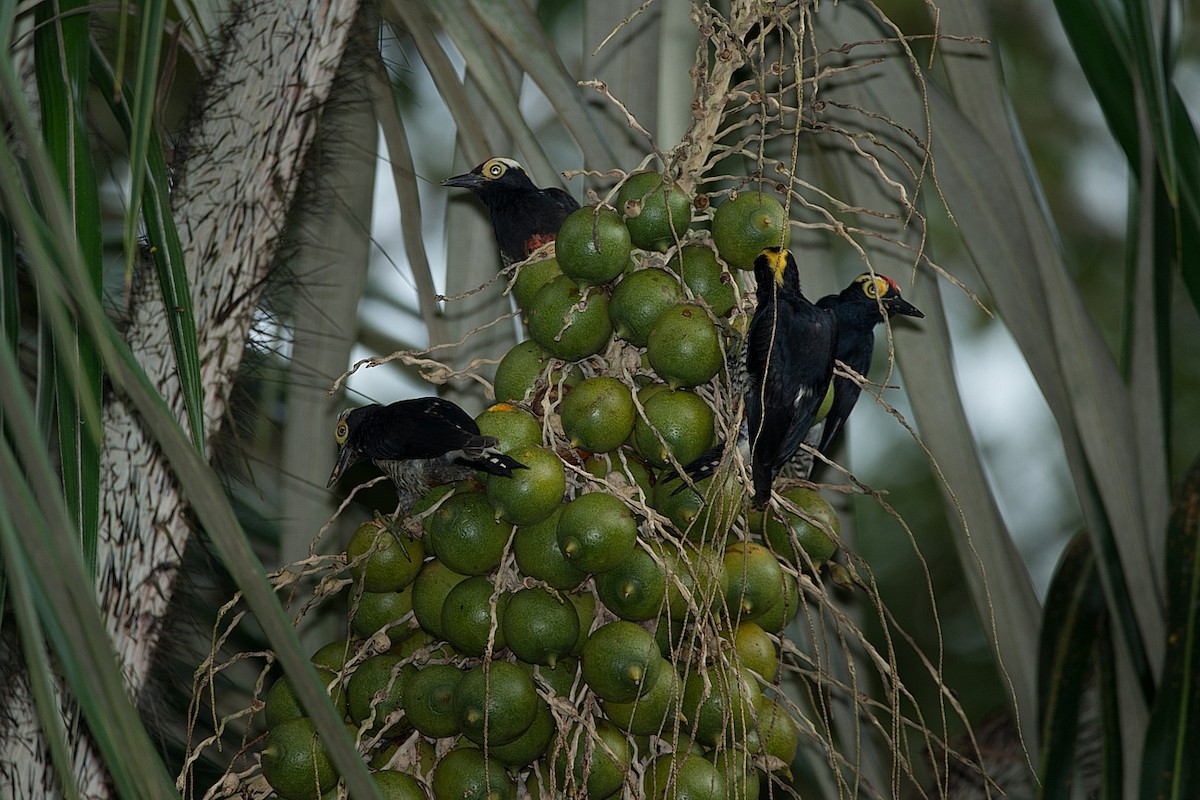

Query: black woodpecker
442 157 579 268
814 273 923 457
743 247 837 508
327 396 526 514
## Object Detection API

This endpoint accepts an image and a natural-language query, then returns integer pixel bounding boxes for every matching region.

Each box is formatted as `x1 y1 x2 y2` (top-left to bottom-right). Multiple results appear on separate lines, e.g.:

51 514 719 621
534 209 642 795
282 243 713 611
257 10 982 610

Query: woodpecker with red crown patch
814 272 923 457
442 157 579 268
327 396 526 515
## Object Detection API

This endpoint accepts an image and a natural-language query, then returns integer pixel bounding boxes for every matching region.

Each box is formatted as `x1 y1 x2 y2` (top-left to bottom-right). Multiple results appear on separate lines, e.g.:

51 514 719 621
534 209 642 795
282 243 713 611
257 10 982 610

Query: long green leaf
1 214 15 349
470 0 615 165
121 0 167 302
421 0 558 179
0 468 82 800
0 312 176 798
1139 453 1200 798
926 76 1157 701
383 8 490 164
33 0 102 575
371 61 447 347
816 0 1043 750
1119 0 1175 190
90 44 207 453
934 3 1165 717
1052 0 1138 162
0 55 382 800
1096 613 1125 798
1055 0 1200 451
1166 86 1200 316
1037 533 1105 800
0 213 10 617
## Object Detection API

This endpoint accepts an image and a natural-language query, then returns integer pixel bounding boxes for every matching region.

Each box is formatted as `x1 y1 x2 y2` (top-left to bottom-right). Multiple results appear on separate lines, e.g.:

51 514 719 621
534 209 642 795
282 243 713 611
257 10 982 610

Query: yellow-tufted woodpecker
442 157 579 268
327 396 526 514
743 247 837 508
814 273 923 457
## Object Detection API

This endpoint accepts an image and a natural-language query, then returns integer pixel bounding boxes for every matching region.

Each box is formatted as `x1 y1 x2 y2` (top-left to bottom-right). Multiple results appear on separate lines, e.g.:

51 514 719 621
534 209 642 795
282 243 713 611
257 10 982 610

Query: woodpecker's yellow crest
762 247 792 286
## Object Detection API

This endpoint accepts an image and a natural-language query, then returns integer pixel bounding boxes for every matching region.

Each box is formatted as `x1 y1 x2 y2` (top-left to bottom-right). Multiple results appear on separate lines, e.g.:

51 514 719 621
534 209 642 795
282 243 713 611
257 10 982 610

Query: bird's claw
373 509 412 560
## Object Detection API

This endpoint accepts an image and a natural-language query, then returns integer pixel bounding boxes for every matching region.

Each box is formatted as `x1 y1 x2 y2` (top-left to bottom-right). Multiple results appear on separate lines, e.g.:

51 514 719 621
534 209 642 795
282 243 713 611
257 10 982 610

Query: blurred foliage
3 0 1199 797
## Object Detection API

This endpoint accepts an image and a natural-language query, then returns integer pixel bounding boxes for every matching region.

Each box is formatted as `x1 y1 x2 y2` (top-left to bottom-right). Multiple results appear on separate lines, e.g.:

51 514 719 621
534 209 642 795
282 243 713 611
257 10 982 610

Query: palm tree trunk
0 1 363 795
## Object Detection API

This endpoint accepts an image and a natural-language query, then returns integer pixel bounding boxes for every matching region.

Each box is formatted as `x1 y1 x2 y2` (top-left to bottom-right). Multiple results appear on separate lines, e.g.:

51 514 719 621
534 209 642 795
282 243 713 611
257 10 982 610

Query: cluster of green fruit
257 174 844 799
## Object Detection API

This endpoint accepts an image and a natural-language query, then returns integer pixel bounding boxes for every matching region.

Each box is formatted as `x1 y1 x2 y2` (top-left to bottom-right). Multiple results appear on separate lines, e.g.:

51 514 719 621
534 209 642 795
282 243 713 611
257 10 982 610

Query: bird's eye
335 422 348 443
862 279 879 298
486 160 506 178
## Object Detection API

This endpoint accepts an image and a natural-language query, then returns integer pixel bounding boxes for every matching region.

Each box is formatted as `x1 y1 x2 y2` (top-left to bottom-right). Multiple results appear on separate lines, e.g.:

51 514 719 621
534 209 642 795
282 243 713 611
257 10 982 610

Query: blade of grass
1139 454 1200 798
33 0 102 574
90 44 206 453
1037 533 1105 800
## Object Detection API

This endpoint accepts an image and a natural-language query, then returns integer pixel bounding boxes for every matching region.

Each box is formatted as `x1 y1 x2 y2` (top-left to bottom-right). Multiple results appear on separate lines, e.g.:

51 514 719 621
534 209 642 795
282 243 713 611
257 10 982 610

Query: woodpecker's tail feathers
459 451 528 478
458 434 504 459
669 445 725 496
750 462 774 509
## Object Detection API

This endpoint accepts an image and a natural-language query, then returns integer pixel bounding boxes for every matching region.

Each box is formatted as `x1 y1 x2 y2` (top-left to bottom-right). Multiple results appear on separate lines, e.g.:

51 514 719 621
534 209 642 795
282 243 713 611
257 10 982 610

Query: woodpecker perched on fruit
814 273 923 456
442 157 579 268
743 247 837 507
671 248 837 502
327 396 526 514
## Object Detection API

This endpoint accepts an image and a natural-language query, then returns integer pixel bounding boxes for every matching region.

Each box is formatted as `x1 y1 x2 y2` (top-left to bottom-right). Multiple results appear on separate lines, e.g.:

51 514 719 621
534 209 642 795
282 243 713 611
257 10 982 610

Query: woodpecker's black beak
886 296 924 319
442 171 484 190
327 445 356 488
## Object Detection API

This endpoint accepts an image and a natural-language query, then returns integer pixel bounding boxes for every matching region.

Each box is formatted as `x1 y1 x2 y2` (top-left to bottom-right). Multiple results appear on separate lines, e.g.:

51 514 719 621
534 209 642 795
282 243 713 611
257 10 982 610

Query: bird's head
756 246 799 289
851 273 924 319
442 157 533 195
327 406 370 488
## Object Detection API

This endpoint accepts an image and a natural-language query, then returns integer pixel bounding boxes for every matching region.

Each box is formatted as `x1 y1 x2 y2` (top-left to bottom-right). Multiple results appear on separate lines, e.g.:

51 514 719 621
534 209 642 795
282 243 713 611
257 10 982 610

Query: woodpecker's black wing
544 187 581 215
393 396 526 475
744 249 837 507
814 274 923 456
356 397 492 462
443 156 577 267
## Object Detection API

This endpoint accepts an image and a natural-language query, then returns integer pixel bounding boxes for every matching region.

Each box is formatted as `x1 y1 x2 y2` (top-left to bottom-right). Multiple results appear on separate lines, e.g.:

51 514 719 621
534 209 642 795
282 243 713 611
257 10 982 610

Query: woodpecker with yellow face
327 397 526 514
442 157 579 268
814 273 923 457
743 247 838 508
